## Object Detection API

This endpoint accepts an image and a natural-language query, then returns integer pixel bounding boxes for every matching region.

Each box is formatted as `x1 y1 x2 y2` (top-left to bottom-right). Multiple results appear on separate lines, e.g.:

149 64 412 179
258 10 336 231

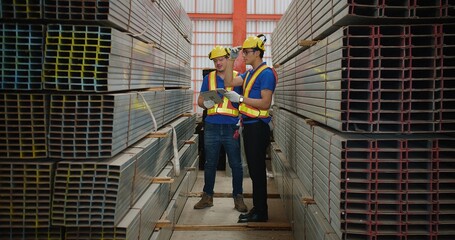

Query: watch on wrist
239 96 244 103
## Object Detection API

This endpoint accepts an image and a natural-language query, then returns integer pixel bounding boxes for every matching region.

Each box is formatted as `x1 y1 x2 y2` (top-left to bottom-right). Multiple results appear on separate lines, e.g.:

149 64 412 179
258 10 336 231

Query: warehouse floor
170 170 295 240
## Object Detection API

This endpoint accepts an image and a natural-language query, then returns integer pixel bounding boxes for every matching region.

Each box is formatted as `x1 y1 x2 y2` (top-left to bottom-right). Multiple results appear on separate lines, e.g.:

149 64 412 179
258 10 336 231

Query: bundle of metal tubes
271 0 455 239
0 0 197 239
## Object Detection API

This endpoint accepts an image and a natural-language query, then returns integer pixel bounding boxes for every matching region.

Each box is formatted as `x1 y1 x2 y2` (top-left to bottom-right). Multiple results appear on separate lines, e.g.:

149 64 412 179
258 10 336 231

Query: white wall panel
196 0 215 13
198 33 216 44
253 0 275 14
247 0 292 14
180 0 195 13
217 21 233 32
215 0 233 13
215 33 232 45
195 20 215 31
180 0 232 14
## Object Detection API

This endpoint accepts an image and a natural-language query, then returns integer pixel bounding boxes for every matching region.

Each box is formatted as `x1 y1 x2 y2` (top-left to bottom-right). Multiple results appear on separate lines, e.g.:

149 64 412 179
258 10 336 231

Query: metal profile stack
272 0 455 65
1 0 194 239
163 89 193 124
43 0 130 30
0 24 45 90
275 24 455 133
43 25 132 92
273 107 455 239
167 134 199 197
63 135 199 240
147 148 200 240
272 1 455 239
51 114 196 227
51 153 136 227
43 24 183 92
49 92 149 159
43 0 163 47
126 0 163 46
0 227 63 240
47 91 191 159
0 161 55 227
158 0 192 60
64 183 169 240
0 93 48 158
0 0 42 19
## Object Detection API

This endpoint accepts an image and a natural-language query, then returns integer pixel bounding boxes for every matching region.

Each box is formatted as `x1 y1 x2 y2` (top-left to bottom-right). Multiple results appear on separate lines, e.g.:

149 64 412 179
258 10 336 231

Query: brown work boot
194 192 213 209
234 194 248 212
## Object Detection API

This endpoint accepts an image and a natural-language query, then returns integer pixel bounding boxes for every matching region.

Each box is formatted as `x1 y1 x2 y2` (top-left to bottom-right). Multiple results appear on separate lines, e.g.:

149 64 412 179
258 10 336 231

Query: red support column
233 0 247 73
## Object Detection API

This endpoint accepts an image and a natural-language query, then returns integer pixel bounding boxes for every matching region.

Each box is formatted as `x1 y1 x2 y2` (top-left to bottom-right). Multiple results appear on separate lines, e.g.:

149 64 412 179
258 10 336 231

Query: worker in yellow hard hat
194 46 247 213
222 34 277 223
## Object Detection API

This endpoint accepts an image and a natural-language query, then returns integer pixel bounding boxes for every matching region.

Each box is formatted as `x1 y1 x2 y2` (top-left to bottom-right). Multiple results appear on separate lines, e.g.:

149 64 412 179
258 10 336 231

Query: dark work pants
242 120 270 215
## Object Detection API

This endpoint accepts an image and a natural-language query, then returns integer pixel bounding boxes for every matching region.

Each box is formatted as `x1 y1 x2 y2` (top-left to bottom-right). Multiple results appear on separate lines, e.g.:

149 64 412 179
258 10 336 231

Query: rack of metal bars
62 131 199 240
51 114 196 227
0 93 48 158
275 24 455 133
0 24 45 90
272 0 455 65
272 1 455 239
1 0 195 238
273 107 455 239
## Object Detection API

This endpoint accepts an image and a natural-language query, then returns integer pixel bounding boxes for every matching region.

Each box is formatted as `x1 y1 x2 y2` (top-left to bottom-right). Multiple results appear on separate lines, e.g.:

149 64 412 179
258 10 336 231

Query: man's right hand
203 100 215 109
229 46 241 60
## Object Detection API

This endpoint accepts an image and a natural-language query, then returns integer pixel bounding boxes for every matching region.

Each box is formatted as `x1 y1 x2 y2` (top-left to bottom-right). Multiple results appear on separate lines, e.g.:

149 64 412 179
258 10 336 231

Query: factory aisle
170 170 295 240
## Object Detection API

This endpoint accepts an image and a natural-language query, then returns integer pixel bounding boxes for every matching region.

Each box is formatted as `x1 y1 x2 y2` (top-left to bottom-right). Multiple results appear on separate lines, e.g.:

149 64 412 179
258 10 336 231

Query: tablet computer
200 90 222 104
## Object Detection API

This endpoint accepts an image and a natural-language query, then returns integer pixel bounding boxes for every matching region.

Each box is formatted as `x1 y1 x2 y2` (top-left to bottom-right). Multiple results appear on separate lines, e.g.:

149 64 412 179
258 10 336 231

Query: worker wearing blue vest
194 46 248 213
223 35 277 223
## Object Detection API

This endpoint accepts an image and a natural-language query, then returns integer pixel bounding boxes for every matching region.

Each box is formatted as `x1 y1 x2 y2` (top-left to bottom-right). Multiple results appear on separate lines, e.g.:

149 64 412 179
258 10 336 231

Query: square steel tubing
162 89 192 125
0 93 48 159
275 24 455 133
43 25 133 92
0 24 45 91
48 91 172 159
130 137 166 204
127 182 170 240
42 0 169 47
43 0 129 28
0 0 43 19
130 39 165 89
0 227 63 240
271 143 285 198
273 106 455 238
272 0 455 65
127 0 163 45
52 153 136 227
149 197 176 240
0 161 55 228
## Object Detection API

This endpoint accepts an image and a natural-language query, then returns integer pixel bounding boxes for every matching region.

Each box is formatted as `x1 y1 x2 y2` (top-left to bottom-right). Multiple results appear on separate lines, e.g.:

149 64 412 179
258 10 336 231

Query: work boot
194 192 213 209
234 194 248 212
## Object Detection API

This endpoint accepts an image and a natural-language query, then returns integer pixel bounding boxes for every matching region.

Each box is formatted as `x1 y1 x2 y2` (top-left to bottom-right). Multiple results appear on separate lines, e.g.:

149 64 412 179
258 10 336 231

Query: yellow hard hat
208 46 230 60
242 34 266 51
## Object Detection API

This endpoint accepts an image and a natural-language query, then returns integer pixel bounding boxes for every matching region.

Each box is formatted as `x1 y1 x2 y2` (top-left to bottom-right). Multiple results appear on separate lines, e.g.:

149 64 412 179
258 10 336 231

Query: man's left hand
224 91 241 103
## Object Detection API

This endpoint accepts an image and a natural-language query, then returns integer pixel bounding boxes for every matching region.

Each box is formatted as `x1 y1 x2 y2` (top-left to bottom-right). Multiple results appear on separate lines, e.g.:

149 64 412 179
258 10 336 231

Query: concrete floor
170 170 295 240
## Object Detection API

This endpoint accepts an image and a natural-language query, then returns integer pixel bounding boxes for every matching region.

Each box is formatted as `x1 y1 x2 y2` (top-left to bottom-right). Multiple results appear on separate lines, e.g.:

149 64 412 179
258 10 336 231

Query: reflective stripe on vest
207 71 239 116
239 65 270 118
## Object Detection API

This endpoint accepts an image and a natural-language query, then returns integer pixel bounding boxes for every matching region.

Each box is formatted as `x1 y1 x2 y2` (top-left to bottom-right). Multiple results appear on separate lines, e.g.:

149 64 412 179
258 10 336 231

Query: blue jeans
203 122 243 196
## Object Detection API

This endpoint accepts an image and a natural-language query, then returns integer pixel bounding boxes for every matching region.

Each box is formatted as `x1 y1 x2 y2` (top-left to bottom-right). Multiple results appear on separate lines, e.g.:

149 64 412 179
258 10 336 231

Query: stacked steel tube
61 133 199 240
275 24 455 133
272 1 455 240
273 107 455 239
272 0 455 65
0 24 45 90
1 0 195 239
